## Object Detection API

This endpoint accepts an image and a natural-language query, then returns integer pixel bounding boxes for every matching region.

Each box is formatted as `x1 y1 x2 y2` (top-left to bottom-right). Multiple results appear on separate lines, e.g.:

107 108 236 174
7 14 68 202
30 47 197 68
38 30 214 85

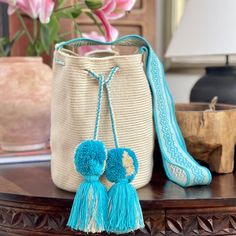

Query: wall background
156 0 201 103
1 0 200 103
166 72 202 103
0 3 8 37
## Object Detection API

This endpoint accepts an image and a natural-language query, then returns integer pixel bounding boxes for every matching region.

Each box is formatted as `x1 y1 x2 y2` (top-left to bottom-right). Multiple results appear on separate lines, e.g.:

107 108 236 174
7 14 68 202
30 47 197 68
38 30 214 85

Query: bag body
51 34 212 191
51 48 154 192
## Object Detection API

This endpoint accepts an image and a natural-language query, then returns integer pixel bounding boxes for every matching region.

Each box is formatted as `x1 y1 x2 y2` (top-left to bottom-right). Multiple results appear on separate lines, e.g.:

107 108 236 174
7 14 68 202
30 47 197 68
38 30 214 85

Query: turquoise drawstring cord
84 70 105 140
85 66 119 148
106 66 119 148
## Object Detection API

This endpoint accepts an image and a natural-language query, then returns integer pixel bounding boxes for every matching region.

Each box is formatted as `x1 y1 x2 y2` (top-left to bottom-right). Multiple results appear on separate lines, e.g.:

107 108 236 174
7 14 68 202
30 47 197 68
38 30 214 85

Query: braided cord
85 67 119 146
94 76 105 140
105 66 119 148
85 69 105 140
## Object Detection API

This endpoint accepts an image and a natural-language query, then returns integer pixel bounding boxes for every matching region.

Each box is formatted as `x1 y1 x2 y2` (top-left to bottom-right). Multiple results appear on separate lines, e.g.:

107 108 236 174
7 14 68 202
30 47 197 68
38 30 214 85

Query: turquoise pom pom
105 148 138 183
105 148 144 234
67 140 108 233
74 140 107 177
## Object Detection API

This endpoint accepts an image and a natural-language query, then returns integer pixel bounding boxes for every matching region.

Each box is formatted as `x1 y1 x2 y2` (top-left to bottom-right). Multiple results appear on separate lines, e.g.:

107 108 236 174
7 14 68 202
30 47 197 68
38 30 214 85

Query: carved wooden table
1 162 236 236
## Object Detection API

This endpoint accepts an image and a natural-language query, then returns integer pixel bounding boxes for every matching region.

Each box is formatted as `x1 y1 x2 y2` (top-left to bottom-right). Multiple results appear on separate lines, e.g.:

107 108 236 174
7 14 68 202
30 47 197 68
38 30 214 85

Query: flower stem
84 10 105 36
16 11 34 44
33 18 37 42
54 5 76 12
55 1 86 12
74 21 82 37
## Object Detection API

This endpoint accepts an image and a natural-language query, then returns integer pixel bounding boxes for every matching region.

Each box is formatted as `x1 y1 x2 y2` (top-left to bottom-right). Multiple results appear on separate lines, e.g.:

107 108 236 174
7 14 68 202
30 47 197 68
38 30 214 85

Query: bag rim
55 49 143 62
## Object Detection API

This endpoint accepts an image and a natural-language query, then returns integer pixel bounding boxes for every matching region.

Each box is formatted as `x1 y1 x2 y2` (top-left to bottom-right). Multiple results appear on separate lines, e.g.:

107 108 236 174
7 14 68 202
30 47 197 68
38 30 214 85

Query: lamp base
190 66 236 104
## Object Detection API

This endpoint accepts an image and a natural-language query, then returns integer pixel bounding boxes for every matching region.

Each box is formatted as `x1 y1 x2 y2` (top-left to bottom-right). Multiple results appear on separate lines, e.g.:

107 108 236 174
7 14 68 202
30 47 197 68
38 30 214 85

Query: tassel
95 66 144 233
67 140 108 233
105 147 144 234
67 72 108 233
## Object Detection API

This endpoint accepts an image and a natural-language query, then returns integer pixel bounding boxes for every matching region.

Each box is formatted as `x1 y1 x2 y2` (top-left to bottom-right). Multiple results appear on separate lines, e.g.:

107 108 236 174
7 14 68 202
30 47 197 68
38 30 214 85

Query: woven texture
51 49 154 192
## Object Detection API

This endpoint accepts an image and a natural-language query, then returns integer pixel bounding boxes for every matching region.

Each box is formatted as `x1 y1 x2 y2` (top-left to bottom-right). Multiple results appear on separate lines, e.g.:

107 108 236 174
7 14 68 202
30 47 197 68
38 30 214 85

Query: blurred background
1 0 233 103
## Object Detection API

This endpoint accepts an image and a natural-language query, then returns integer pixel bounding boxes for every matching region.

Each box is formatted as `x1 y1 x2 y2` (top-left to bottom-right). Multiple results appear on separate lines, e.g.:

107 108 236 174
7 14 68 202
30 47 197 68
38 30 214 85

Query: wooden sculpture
176 98 236 173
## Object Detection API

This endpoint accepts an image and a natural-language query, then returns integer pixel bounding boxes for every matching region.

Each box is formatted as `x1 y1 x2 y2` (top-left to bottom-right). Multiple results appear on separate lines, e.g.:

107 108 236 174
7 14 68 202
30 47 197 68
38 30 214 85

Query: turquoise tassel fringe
105 148 144 234
107 180 144 234
67 177 108 233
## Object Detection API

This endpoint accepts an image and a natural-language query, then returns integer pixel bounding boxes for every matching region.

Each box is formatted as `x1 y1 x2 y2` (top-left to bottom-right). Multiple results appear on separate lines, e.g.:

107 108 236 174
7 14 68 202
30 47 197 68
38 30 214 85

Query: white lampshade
165 0 236 58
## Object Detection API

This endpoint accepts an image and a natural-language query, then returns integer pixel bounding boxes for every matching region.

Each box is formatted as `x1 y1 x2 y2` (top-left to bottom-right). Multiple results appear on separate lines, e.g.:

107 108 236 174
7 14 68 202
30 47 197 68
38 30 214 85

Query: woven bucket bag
51 35 212 193
51 37 154 192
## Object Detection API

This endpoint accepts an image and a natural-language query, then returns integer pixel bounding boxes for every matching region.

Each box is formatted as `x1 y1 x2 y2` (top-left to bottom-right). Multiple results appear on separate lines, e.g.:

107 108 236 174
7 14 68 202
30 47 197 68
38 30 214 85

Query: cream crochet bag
51 46 154 192
51 35 212 192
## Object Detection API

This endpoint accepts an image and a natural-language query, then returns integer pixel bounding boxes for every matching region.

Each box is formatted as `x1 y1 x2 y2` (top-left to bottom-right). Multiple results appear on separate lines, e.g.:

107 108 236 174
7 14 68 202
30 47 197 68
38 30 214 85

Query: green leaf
40 15 60 55
0 37 11 56
40 24 50 54
27 40 43 56
48 15 60 41
0 37 8 45
35 40 44 56
27 43 35 56
0 31 24 57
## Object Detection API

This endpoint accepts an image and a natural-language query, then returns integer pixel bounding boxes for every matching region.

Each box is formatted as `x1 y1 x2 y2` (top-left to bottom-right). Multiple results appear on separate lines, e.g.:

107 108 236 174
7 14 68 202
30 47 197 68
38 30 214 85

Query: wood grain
176 103 236 174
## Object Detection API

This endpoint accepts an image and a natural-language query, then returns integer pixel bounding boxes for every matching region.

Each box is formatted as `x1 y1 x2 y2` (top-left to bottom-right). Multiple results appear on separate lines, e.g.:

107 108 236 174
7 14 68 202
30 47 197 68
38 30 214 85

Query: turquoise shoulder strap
56 34 212 187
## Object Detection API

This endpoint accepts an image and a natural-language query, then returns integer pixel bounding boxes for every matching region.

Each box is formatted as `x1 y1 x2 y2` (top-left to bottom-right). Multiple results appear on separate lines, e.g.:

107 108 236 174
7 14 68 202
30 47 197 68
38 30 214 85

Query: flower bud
85 0 103 10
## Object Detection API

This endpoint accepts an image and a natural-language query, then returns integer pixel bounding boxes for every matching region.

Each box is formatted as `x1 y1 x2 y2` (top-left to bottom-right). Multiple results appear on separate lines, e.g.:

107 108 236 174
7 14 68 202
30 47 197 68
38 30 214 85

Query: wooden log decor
175 102 236 173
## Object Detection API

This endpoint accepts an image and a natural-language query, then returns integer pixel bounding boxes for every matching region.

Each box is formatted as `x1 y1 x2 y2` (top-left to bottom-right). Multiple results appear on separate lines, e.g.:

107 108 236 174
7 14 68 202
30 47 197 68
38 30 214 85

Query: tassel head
74 140 107 176
105 148 138 183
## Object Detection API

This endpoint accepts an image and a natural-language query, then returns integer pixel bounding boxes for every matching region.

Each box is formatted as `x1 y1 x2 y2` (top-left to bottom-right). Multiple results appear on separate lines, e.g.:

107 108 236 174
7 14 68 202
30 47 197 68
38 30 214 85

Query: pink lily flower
115 0 136 11
0 0 54 24
79 31 111 55
94 0 136 41
103 0 136 20
19 0 40 18
39 0 55 24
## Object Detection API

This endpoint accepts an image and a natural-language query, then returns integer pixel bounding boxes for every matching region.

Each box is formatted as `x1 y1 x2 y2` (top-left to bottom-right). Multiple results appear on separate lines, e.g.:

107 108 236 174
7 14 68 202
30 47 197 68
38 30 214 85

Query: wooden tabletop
1 161 236 209
1 162 236 235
